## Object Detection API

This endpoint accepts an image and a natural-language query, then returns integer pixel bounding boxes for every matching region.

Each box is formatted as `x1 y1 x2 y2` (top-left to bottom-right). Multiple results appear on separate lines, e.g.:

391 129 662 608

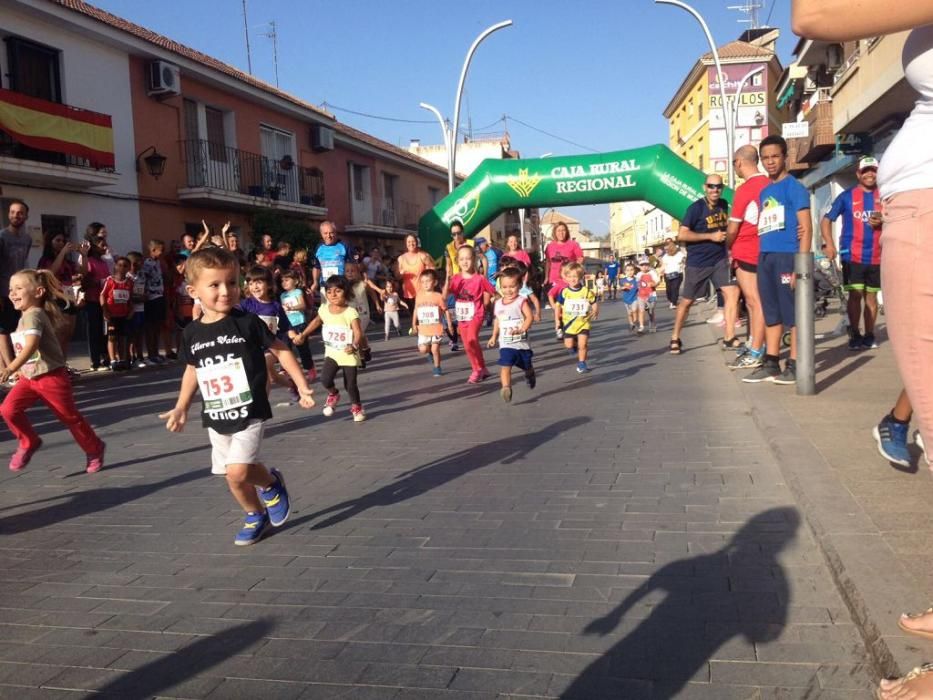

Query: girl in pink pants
446 246 495 384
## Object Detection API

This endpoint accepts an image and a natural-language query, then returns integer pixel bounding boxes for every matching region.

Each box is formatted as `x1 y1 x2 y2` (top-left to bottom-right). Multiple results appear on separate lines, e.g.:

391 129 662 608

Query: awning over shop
0 88 115 169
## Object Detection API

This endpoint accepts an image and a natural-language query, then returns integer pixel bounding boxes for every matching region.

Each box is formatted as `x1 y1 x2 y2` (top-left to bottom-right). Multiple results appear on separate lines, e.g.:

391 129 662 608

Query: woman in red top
446 245 495 383
79 224 111 371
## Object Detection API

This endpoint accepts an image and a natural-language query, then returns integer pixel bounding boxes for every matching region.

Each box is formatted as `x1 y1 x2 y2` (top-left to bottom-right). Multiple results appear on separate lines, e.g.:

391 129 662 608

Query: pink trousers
1 367 103 454
880 189 933 447
458 318 486 372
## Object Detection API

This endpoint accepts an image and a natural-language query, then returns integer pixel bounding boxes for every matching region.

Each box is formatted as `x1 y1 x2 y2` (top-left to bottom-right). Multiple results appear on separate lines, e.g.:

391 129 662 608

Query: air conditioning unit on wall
148 60 181 97
311 125 335 152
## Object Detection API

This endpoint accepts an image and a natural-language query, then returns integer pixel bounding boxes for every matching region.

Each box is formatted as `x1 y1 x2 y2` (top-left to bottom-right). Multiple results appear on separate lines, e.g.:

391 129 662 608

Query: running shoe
9 439 42 472
848 331 863 351
351 404 366 422
478 369 491 381
525 371 536 389
915 430 929 466
555 328 564 340
166 351 179 361
467 371 481 384
500 386 512 403
307 366 318 383
109 360 121 371
235 512 269 546
135 358 148 369
432 367 442 377
322 391 339 417
862 333 878 349
260 468 290 526
96 365 111 372
85 443 106 473
576 361 591 374
729 352 763 370
148 355 166 365
873 416 911 467
772 360 797 386
449 343 459 352
742 360 780 383
706 311 724 324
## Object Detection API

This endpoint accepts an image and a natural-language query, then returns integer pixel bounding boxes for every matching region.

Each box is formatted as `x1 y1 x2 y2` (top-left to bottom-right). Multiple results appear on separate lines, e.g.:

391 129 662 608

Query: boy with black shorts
160 248 315 546
100 256 132 370
743 135 812 386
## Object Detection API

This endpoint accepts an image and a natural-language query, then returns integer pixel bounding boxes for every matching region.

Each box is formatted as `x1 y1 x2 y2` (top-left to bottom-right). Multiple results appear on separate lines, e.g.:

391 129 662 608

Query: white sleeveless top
878 26 933 199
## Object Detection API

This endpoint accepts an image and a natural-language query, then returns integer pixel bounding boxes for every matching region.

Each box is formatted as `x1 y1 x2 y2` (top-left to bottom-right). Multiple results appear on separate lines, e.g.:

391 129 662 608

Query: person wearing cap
821 156 883 350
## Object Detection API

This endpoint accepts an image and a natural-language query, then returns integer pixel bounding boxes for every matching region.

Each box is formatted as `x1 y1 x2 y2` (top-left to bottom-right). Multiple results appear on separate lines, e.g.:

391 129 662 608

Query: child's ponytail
18 269 66 328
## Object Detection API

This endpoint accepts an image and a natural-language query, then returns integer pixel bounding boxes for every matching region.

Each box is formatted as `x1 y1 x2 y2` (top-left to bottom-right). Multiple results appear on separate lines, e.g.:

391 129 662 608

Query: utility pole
242 0 253 74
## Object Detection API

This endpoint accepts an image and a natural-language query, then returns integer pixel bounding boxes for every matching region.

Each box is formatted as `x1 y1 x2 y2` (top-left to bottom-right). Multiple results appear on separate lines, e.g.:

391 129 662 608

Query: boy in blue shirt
742 135 812 386
620 262 639 332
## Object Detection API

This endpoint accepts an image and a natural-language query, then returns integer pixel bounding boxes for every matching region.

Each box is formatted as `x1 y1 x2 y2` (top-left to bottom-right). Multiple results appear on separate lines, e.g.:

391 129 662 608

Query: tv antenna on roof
259 21 280 87
728 0 763 28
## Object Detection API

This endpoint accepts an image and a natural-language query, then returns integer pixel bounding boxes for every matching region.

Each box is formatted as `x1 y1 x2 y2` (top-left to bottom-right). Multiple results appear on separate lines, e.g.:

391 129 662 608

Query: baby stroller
814 255 845 319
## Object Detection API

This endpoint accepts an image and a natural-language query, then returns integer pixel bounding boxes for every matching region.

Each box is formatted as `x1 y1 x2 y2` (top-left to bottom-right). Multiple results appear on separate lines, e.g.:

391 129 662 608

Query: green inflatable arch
417 144 734 258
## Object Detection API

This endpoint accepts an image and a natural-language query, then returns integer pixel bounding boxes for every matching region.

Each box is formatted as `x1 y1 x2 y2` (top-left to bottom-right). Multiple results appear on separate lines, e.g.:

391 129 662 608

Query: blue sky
94 0 796 233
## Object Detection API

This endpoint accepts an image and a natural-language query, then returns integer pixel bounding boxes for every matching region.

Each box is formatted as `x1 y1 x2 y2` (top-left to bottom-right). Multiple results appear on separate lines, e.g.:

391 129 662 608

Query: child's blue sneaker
872 415 911 467
576 361 590 374
234 512 269 546
432 367 442 377
260 468 290 527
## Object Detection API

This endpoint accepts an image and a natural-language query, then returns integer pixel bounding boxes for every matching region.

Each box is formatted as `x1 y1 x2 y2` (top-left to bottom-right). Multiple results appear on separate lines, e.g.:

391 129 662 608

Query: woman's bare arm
792 0 933 41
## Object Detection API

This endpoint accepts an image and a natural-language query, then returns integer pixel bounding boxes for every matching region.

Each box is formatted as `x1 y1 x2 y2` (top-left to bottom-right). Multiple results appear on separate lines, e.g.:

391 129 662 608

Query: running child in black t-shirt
159 248 315 546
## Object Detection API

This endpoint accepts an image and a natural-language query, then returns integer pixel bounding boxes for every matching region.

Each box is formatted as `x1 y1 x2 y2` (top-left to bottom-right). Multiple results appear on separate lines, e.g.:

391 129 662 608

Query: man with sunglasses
669 174 740 355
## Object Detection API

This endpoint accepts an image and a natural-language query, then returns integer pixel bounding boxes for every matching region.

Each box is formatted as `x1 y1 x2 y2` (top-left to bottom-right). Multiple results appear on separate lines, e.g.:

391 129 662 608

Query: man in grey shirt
0 199 33 366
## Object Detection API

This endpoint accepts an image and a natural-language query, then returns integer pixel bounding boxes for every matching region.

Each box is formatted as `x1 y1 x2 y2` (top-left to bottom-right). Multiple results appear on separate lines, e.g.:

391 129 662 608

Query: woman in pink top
505 233 532 268
544 222 583 290
446 245 495 383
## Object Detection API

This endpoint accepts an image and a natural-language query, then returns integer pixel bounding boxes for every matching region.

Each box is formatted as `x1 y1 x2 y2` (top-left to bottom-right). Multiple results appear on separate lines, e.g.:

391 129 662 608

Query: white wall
0 2 141 258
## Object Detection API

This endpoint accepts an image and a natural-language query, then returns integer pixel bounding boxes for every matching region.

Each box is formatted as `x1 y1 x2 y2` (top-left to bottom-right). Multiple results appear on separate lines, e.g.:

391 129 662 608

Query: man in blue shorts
605 255 620 300
743 135 812 386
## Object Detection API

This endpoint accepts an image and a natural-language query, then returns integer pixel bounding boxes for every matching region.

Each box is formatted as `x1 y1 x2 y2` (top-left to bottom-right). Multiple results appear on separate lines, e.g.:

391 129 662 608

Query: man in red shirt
726 145 769 370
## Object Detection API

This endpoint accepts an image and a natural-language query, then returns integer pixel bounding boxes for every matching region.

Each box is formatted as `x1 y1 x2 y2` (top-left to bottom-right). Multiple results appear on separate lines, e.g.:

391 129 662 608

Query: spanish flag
0 88 114 169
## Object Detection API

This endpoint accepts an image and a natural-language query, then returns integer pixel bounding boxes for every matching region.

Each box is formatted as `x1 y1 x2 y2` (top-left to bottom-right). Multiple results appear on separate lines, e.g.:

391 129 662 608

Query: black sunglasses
705 183 724 190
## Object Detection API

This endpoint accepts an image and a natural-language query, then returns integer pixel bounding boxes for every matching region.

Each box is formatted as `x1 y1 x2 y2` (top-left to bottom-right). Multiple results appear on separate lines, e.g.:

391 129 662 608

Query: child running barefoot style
241 265 297 404
0 270 106 473
413 269 447 377
160 248 314 546
381 279 407 340
446 245 496 384
555 262 599 373
620 263 639 332
293 275 366 422
487 267 535 403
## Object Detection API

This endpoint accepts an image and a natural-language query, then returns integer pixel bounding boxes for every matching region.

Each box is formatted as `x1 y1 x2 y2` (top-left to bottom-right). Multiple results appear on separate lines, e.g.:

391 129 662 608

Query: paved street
0 301 877 699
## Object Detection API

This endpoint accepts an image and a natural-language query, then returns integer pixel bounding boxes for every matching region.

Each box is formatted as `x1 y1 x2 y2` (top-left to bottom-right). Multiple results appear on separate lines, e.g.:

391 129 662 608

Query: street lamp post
655 0 734 188
419 102 453 192
417 20 513 195
450 20 512 185
731 65 766 161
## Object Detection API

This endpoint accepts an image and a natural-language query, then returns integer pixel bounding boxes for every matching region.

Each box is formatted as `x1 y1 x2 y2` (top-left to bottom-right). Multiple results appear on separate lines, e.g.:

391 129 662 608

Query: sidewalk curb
717 330 931 682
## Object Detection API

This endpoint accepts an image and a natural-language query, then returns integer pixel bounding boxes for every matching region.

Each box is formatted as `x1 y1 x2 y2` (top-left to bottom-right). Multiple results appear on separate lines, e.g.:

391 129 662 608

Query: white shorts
418 334 443 346
637 297 656 311
208 420 264 475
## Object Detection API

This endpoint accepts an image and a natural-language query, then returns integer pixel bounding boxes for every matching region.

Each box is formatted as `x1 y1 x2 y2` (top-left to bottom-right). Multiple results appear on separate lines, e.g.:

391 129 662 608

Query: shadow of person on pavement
559 507 801 700
288 416 590 532
93 618 273 698
0 468 206 534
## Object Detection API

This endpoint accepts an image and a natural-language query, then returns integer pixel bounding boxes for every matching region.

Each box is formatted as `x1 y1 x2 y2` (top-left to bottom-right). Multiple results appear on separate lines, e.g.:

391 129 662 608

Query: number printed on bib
323 324 351 350
10 331 40 376
321 265 339 280
417 306 440 325
455 301 475 322
113 289 130 303
195 358 252 411
565 299 590 317
758 205 786 235
500 320 524 344
258 314 279 334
